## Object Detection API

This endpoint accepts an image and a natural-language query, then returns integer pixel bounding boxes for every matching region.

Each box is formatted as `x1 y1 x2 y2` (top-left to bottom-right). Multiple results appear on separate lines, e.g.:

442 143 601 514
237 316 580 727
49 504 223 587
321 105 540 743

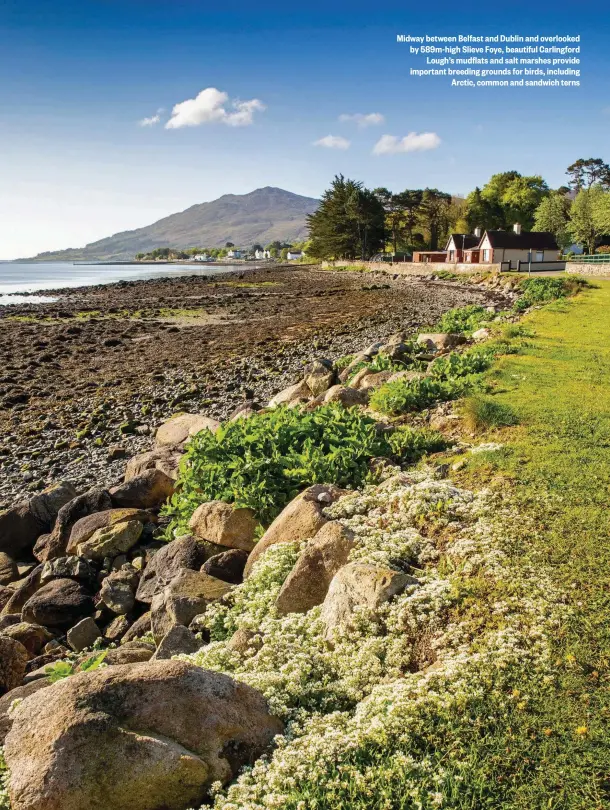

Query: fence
567 254 610 264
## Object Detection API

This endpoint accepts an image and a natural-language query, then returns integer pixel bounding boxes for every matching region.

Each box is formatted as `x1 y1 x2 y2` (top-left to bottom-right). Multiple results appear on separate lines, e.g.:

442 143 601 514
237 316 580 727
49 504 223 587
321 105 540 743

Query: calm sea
0 262 245 305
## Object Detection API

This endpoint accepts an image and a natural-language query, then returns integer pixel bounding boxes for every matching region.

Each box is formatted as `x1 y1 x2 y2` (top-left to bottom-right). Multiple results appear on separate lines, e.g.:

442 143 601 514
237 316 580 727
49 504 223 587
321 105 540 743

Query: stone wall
321 261 500 275
565 263 610 277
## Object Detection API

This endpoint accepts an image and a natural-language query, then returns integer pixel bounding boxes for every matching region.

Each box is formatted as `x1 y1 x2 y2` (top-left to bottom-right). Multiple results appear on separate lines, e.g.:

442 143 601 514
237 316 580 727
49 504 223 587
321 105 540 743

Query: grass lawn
457 279 610 807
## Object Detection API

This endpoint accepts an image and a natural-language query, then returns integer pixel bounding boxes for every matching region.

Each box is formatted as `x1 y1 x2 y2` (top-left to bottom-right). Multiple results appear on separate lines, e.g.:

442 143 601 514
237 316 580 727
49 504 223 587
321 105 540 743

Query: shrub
435 304 489 335
387 426 448 461
461 395 519 432
514 276 590 312
163 405 395 533
369 375 468 416
428 348 494 381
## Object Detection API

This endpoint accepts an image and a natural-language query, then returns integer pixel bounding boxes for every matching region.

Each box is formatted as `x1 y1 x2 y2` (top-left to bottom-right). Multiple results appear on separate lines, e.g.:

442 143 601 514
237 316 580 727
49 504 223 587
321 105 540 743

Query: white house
227 249 242 259
255 249 271 260
464 224 559 267
287 251 303 261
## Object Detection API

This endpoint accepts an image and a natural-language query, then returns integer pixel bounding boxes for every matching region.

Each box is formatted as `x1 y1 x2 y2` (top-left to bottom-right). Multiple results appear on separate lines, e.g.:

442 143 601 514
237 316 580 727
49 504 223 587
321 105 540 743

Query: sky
0 0 608 259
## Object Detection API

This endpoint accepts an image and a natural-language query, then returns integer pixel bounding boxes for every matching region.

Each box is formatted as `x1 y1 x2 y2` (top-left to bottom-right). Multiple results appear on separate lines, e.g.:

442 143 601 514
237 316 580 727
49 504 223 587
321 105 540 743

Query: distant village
134 241 306 264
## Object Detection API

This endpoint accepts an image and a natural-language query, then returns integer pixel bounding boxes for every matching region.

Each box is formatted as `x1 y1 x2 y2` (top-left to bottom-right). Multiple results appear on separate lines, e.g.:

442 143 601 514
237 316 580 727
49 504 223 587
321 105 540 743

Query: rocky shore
0 265 507 507
0 266 551 810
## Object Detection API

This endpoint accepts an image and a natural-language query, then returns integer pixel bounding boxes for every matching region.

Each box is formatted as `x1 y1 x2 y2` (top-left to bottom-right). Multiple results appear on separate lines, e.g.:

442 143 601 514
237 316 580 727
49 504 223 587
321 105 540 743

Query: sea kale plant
163 404 446 535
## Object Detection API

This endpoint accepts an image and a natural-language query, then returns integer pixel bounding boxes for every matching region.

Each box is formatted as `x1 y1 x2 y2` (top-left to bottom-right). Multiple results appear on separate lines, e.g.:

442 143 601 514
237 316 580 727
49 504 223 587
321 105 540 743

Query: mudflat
0 265 506 506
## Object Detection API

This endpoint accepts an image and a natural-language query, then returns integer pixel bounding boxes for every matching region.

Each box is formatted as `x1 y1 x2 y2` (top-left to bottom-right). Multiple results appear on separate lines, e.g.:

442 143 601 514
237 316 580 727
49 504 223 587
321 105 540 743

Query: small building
227 249 242 259
445 231 481 262
254 249 271 260
467 225 559 267
287 251 303 260
412 251 448 263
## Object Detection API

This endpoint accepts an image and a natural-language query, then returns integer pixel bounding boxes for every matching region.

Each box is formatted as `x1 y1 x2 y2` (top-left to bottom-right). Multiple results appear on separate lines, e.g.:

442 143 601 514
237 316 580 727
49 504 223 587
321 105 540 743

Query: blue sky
0 0 607 258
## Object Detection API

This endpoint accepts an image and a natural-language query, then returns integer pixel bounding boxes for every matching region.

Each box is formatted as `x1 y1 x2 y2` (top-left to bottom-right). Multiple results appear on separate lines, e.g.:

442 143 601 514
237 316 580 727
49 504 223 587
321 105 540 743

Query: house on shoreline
414 224 562 270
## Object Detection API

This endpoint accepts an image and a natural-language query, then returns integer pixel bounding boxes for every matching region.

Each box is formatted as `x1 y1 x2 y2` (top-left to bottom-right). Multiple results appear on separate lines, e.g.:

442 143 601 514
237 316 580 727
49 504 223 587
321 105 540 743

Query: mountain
27 187 319 262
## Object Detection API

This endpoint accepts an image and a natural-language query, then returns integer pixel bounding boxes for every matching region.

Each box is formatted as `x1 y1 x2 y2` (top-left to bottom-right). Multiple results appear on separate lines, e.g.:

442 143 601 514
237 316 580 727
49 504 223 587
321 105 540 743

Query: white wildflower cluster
182 470 567 810
469 442 504 454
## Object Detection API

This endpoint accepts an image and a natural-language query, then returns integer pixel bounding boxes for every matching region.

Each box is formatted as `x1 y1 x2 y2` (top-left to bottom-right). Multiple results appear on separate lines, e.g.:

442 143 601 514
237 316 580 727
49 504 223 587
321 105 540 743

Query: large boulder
0 482 78 557
188 501 257 551
151 569 232 643
98 566 139 615
0 679 50 744
121 611 151 644
268 379 311 408
103 642 154 666
124 447 183 483
275 522 355 615
0 552 19 585
0 622 54 659
201 549 248 584
151 626 200 660
322 385 367 407
244 484 345 578
4 660 283 810
0 636 28 695
109 469 175 510
416 333 467 352
21 578 94 630
34 487 112 562
136 536 208 604
321 562 417 639
39 556 96 586
67 509 152 555
155 413 220 448
304 358 335 397
67 617 102 652
1 566 43 616
75 520 143 561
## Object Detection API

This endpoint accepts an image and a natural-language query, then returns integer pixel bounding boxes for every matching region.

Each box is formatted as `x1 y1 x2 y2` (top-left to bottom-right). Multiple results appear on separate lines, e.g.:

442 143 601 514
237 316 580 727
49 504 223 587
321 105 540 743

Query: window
534 250 544 262
482 248 491 262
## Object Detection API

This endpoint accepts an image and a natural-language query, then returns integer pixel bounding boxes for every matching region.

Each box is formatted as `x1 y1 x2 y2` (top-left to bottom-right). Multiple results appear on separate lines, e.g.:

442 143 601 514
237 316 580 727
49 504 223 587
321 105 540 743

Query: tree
592 188 610 235
568 186 606 253
225 241 235 248
480 171 549 230
533 192 572 248
251 243 263 253
566 158 610 192
418 189 452 250
307 175 385 261
464 187 494 232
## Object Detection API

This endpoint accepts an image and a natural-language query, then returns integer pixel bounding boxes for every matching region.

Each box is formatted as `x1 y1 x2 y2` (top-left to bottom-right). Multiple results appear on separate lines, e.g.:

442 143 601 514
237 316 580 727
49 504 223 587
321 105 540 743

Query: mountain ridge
25 187 318 262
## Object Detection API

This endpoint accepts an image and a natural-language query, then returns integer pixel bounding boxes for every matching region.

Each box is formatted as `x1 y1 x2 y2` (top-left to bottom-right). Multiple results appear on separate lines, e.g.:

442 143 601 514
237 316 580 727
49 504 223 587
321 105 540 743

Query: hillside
26 187 318 262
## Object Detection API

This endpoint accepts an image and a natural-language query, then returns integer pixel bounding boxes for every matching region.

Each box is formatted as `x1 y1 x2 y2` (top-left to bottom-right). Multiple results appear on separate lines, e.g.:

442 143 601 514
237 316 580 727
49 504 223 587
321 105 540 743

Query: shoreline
0 266 509 507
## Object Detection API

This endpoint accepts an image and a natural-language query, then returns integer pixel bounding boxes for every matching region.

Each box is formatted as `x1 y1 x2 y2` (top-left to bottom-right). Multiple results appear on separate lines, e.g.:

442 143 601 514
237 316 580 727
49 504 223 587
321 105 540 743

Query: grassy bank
454 280 610 806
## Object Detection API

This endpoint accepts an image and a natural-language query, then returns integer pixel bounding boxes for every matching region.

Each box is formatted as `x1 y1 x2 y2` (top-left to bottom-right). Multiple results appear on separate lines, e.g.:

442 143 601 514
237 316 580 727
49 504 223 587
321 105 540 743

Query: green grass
453 280 610 806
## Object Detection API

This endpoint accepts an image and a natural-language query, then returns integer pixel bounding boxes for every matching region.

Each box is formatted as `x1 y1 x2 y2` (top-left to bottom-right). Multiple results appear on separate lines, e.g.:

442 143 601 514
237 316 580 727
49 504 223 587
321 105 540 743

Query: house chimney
513 223 522 235
474 227 481 238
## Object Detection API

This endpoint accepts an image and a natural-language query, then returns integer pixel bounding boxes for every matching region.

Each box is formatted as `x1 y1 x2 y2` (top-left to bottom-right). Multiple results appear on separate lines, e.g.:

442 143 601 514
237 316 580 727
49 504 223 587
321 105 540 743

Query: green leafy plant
514 276 590 312
386 426 448 461
435 304 489 335
163 404 396 533
428 348 495 381
369 375 469 416
45 651 107 683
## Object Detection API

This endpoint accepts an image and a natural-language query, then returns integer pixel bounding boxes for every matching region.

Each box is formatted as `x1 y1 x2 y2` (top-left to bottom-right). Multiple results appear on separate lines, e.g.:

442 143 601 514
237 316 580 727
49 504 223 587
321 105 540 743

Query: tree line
306 158 610 261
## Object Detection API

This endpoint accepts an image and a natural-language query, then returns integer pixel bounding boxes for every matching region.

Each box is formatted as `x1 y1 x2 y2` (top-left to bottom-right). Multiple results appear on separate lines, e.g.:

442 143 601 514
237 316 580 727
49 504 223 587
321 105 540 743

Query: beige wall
320 260 499 274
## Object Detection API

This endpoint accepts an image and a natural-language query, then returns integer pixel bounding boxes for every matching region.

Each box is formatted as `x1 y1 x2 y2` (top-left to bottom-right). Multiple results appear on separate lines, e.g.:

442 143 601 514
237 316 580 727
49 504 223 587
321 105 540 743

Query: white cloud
165 87 265 129
313 134 351 150
139 113 161 127
339 112 385 127
373 132 441 155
